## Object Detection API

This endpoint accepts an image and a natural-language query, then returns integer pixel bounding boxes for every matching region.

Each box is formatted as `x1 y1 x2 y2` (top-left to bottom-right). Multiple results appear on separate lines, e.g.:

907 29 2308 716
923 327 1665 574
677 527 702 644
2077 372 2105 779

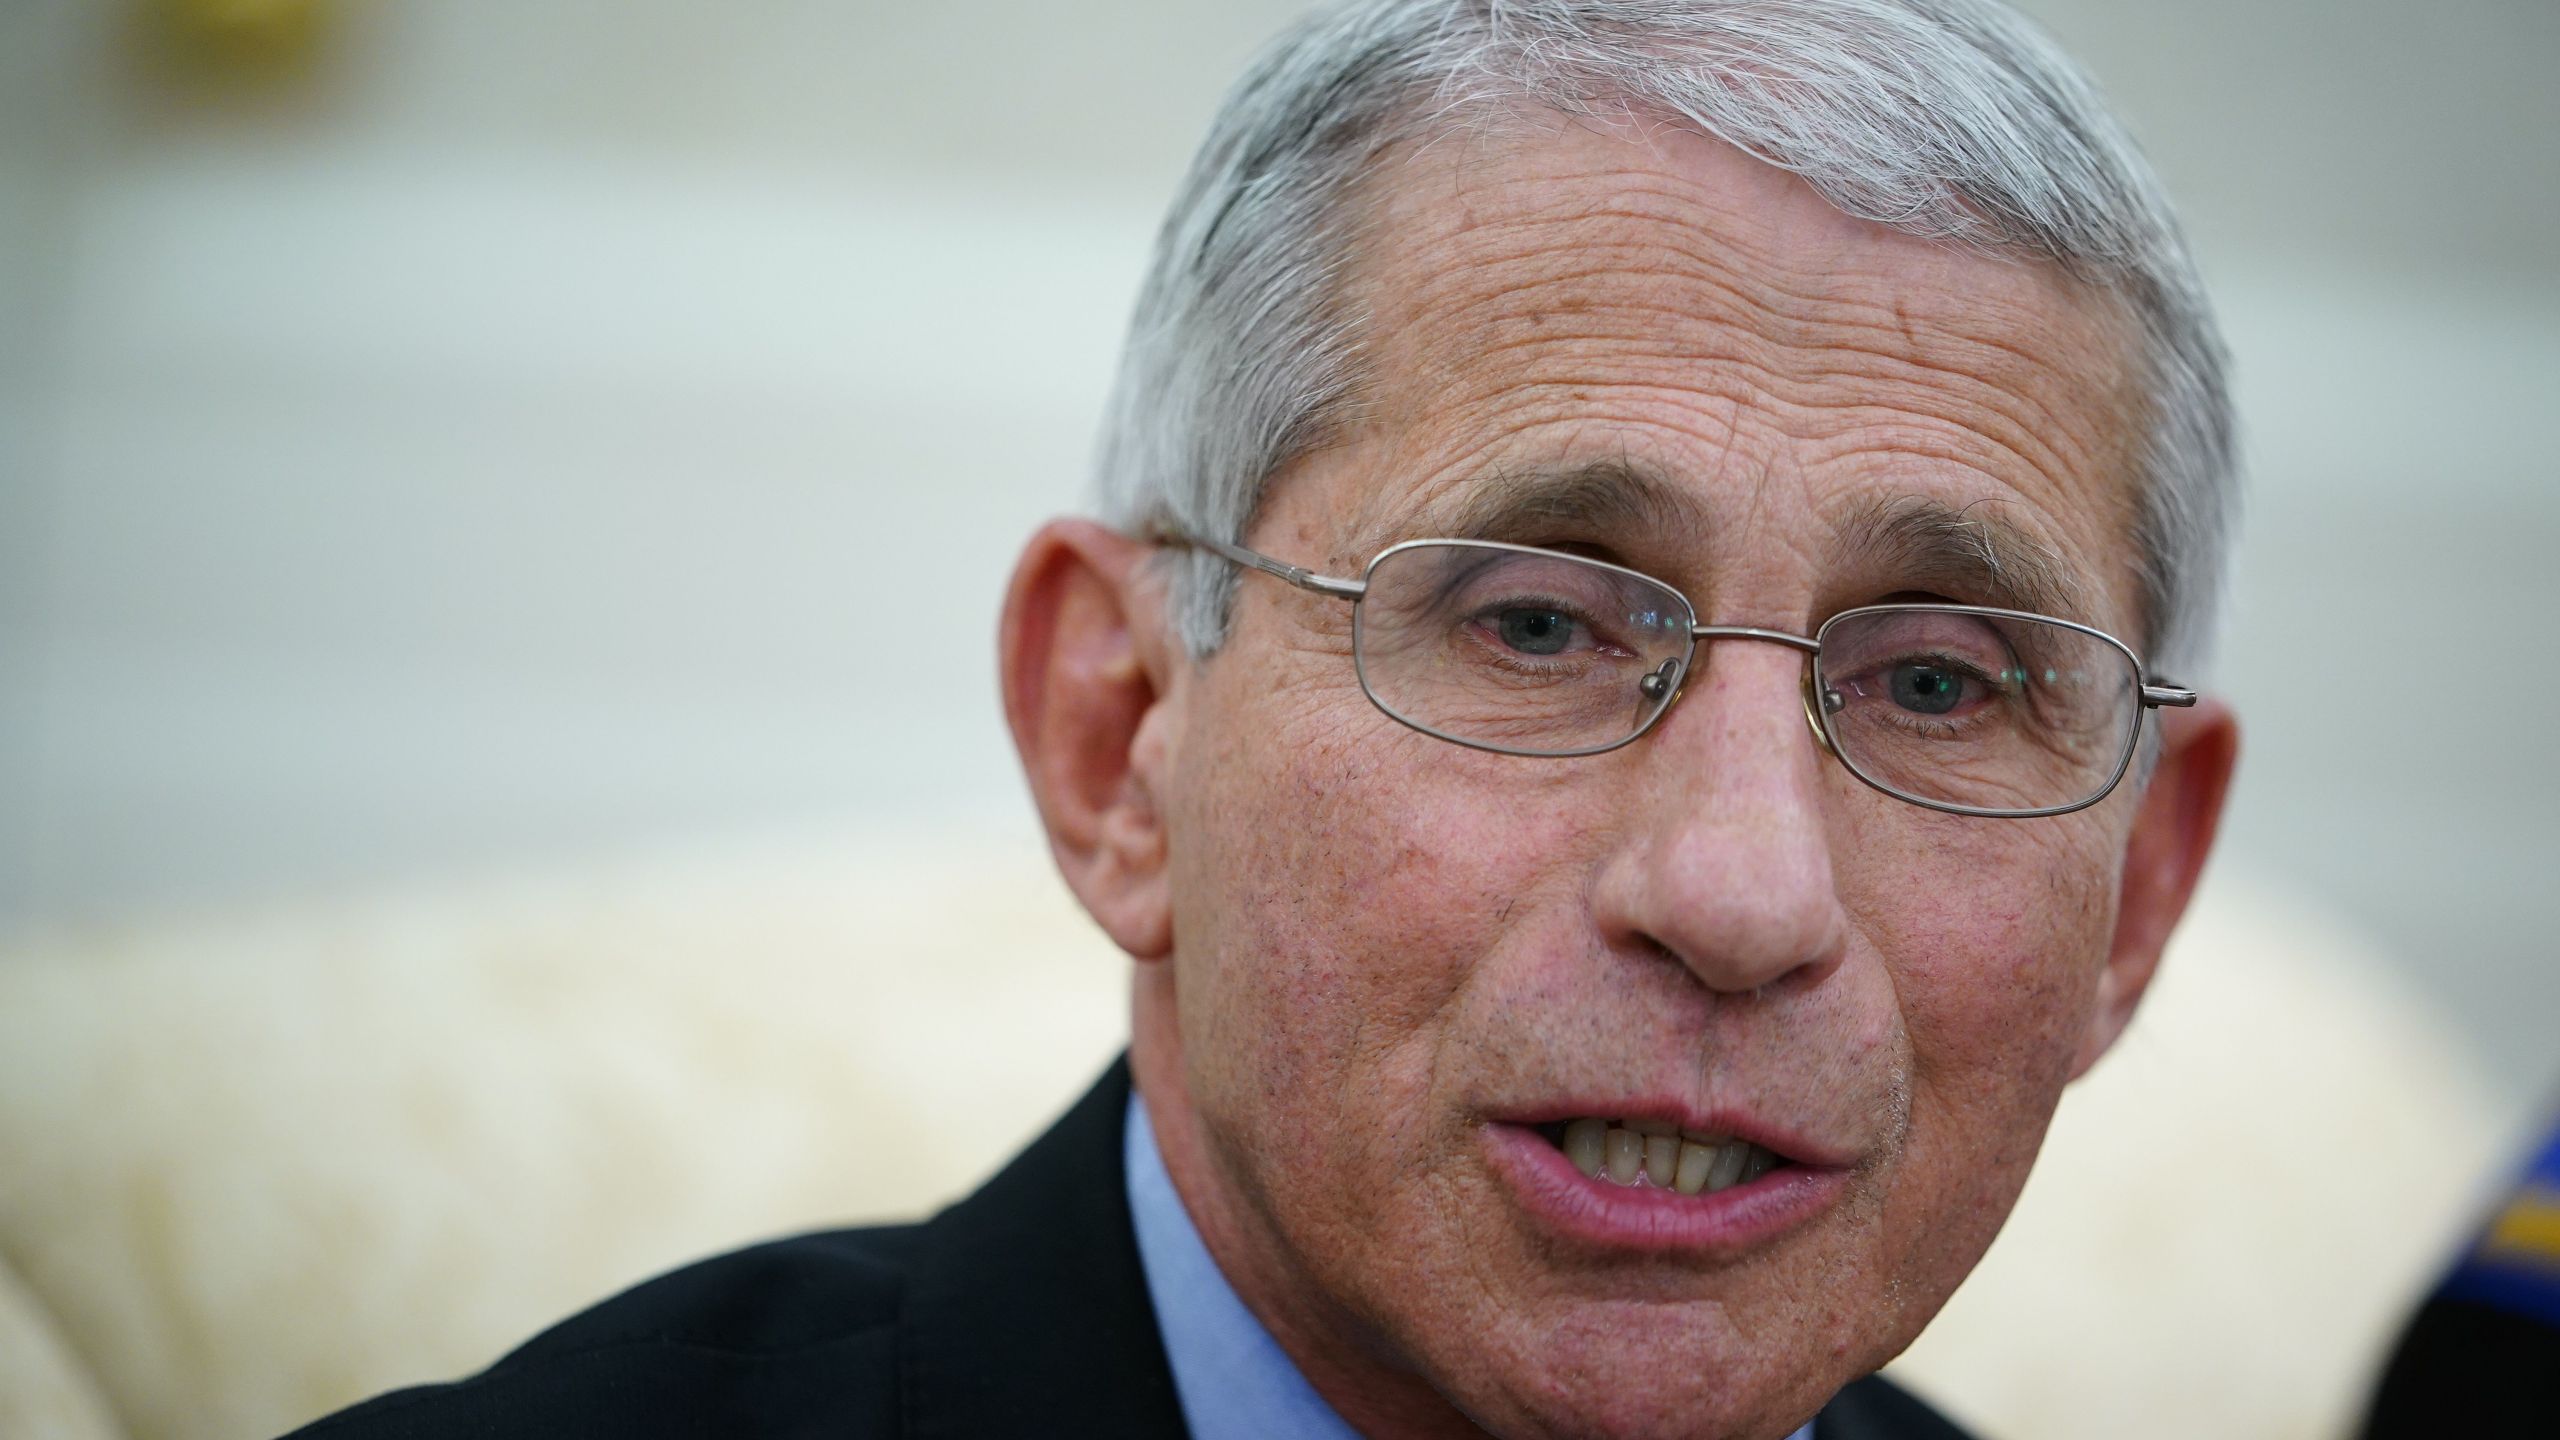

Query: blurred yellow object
2484 1188 2560 1269
168 0 320 27
139 0 330 78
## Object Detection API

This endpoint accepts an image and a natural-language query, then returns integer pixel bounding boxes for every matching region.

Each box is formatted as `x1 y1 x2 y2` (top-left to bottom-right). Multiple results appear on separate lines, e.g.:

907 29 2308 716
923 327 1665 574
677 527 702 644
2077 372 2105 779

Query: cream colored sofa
0 829 2515 1440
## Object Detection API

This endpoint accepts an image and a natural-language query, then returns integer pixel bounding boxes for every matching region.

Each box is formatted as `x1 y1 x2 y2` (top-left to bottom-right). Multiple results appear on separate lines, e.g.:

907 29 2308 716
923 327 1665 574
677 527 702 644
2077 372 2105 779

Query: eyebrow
1835 493 2091 621
1381 460 2092 621
1399 459 1702 547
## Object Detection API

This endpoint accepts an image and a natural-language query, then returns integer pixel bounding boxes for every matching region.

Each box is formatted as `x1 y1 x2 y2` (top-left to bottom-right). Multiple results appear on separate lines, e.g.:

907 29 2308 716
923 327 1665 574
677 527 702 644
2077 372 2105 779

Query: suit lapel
899 1057 1190 1440
1813 1373 1972 1440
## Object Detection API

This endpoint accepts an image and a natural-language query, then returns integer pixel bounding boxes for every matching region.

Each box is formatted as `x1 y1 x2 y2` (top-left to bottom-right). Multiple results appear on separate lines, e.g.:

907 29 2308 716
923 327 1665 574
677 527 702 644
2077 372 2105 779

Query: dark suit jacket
287 1059 1972 1439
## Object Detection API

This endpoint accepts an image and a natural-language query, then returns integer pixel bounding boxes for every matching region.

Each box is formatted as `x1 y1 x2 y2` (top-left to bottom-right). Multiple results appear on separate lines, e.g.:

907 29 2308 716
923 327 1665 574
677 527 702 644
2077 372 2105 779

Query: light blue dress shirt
1123 1091 1816 1440
1126 1091 1367 1440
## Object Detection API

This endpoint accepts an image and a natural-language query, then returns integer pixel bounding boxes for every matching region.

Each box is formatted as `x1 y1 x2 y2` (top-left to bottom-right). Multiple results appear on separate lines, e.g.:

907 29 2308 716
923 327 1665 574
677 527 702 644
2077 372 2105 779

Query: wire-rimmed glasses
1161 533 2198 818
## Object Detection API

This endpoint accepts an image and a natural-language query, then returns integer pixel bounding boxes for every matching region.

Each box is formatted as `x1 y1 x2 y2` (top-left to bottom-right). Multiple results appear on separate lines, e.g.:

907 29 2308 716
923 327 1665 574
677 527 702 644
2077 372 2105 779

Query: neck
1129 974 1497 1440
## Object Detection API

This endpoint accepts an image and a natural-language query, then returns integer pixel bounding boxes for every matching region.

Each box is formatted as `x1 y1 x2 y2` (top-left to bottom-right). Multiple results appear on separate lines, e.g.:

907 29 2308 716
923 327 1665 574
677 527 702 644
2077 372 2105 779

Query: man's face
1142 117 2160 1440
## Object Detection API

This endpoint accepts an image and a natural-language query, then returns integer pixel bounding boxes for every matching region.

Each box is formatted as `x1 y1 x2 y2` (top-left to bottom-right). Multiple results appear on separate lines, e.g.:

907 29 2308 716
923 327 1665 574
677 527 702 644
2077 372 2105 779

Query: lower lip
1480 1124 1850 1254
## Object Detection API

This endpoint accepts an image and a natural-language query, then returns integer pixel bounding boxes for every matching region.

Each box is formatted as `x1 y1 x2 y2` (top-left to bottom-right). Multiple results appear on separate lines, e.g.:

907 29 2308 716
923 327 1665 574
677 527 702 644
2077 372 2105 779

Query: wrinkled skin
1002 114 2236 1440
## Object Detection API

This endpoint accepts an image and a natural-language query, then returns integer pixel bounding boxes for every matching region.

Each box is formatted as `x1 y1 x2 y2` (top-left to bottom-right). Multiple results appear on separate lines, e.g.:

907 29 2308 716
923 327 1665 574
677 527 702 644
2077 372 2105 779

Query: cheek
1165 680 1598 1165
1851 807 2119 1044
1844 813 2121 1281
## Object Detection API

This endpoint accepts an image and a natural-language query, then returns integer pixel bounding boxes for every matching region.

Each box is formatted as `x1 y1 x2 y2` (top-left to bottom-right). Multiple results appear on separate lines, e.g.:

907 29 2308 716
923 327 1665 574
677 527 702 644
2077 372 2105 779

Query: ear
999 518 1181 961
2070 697 2240 1079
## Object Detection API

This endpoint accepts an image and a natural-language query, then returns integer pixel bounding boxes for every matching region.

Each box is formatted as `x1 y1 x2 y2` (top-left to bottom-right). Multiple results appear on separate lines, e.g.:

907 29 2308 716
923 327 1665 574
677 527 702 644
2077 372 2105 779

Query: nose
1588 639 1850 997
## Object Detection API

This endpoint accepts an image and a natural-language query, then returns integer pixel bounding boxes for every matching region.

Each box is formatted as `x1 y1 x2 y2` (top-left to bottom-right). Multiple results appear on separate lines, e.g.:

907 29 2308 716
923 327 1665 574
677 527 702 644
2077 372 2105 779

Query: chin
1457 1369 1826 1440
1400 1297 1854 1440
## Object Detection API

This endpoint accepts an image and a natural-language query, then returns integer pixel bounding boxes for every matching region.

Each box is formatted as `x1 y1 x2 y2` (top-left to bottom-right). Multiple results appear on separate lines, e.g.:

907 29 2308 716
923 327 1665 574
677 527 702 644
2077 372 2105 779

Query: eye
1889 660 1970 715
1496 606 1579 656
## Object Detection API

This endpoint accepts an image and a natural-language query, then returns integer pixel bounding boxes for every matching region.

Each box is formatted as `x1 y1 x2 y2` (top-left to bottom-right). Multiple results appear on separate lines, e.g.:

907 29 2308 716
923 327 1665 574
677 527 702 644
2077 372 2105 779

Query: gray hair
1092 0 2235 676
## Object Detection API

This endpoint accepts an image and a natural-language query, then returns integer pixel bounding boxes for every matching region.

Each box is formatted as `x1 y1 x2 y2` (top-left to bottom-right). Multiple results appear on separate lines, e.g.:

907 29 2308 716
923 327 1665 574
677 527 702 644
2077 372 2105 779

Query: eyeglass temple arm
2142 684 2199 709
1161 532 1367 600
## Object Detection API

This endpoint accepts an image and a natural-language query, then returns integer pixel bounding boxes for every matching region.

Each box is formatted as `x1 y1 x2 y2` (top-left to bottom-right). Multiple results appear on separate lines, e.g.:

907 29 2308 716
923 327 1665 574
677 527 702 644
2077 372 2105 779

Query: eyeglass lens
1813 607 2140 813
1350 541 2141 813
1353 542 1691 756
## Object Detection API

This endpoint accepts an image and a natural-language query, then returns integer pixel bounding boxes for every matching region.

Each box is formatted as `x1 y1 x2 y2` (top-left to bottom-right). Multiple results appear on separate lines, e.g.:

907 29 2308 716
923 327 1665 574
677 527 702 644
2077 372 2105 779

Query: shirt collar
1124 1089 1815 1440
1126 1089 1366 1440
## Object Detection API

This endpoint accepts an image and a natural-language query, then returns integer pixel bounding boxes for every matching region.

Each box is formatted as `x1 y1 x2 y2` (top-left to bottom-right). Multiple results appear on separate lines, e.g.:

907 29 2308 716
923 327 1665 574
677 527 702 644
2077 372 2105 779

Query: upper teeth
1561 1118 1775 1195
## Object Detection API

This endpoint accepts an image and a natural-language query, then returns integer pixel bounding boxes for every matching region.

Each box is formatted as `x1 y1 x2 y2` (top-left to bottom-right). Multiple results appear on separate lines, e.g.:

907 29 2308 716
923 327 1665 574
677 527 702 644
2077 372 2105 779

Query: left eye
1495 606 1580 656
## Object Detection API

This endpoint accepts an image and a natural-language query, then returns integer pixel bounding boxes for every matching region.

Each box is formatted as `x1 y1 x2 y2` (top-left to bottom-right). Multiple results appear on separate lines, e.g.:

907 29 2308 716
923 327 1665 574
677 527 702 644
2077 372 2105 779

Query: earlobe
999 518 1180 961
2072 698 2240 1078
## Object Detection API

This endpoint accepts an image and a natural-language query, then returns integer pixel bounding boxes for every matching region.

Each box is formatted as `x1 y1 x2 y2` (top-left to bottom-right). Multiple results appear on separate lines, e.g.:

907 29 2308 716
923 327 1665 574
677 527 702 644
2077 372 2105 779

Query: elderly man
291 1 2237 1437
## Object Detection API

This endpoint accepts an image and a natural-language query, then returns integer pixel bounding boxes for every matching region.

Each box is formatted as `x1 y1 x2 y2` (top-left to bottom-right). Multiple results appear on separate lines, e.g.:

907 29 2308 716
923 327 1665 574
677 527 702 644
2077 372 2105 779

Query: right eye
1493 606 1581 656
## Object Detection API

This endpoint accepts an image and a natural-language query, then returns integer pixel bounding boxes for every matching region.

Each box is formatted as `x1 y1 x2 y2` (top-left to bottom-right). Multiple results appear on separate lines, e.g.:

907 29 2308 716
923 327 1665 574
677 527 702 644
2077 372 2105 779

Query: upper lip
1488 1097 1862 1170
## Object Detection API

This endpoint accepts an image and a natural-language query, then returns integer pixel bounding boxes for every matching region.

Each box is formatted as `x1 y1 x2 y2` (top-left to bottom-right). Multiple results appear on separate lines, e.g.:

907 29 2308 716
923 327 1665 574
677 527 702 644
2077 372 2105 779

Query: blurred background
1 2 2554 1439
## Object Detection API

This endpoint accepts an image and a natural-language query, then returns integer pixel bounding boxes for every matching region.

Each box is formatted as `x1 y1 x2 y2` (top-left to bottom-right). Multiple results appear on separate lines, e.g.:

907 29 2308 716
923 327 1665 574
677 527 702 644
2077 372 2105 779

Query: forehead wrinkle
1831 492 2092 622
1383 155 1992 351
1351 153 2135 505
1377 272 2120 526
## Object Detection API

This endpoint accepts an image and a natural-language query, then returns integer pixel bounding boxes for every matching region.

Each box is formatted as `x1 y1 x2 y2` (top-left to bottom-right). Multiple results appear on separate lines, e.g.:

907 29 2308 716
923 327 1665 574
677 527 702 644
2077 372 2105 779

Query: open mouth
1530 1118 1786 1196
